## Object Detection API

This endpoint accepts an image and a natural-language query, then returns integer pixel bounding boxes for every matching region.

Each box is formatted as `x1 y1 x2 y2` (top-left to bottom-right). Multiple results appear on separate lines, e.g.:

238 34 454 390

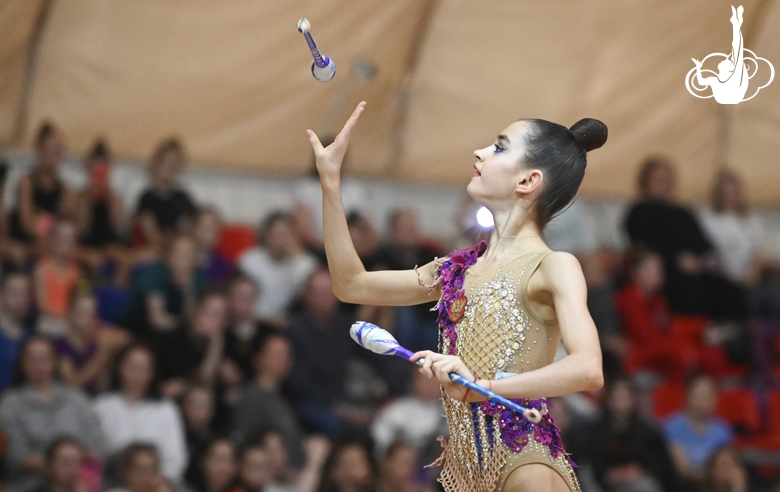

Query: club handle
408 356 541 423
303 31 328 68
450 374 542 423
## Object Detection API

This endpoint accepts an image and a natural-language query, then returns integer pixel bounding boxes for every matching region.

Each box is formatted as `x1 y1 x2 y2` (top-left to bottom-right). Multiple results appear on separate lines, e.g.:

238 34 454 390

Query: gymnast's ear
515 168 544 195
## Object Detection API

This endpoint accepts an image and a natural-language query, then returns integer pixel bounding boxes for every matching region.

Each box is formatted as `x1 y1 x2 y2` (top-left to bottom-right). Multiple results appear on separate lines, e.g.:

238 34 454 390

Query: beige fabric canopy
1 0 778 204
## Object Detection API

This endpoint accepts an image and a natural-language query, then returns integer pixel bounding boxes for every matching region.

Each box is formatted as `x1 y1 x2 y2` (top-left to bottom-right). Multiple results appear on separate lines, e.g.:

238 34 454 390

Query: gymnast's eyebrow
497 134 510 145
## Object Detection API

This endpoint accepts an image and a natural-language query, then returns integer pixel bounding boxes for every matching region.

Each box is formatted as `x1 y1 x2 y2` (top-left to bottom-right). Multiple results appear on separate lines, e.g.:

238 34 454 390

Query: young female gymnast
306 102 607 492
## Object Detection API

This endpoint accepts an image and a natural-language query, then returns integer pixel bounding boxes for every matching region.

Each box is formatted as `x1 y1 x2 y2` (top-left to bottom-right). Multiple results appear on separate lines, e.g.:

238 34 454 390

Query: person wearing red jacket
615 248 699 380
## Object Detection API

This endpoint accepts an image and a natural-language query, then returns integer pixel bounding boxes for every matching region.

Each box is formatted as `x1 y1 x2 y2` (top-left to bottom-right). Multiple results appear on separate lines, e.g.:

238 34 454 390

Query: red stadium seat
652 383 759 436
652 382 685 419
744 391 780 450
716 388 760 434
216 225 256 264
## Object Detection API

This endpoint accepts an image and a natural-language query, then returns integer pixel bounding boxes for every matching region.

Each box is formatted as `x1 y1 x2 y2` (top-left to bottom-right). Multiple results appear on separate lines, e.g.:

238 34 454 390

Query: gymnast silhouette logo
685 5 774 104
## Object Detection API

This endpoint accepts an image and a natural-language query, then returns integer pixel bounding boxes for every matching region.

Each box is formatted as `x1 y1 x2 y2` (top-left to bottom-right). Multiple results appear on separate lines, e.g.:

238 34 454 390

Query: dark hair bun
569 118 608 152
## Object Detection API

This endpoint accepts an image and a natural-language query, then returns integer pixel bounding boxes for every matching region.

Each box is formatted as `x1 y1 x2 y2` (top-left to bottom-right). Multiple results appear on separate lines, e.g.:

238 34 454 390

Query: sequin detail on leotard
429 246 581 492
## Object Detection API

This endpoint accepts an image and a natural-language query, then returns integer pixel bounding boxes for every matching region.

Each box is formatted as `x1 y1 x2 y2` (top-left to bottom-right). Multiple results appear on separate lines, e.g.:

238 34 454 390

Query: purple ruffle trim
435 240 487 354
480 398 576 467
435 242 575 468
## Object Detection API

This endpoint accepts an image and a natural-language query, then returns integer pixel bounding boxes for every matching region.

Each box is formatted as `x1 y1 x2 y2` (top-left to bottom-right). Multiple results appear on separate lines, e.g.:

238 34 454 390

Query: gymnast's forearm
486 352 603 400
321 181 367 301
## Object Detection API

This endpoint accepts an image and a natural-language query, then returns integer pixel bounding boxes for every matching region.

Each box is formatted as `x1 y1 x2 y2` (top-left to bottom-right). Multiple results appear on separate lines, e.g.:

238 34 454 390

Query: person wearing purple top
55 292 130 395
193 208 234 289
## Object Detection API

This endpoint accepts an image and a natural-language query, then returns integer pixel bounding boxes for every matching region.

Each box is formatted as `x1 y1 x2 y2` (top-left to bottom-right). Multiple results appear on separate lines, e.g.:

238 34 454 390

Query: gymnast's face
468 121 539 206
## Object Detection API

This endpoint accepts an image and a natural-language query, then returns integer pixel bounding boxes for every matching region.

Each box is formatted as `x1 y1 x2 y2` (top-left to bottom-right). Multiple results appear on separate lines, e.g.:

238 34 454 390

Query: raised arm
306 102 440 306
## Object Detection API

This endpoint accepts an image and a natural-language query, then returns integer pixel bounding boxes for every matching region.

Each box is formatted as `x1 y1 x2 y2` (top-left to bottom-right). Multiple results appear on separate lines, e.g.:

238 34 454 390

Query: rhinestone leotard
433 250 580 492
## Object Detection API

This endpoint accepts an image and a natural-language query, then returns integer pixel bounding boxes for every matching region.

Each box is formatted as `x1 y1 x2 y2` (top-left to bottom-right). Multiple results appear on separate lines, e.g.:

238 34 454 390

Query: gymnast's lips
473 164 481 177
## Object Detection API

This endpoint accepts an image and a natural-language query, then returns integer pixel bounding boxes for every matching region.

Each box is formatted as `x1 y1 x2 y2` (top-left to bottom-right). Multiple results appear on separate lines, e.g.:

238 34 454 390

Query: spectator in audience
703 170 780 324
317 442 375 492
345 213 380 271
663 373 733 485
34 220 83 336
36 437 96 492
376 209 441 353
701 446 749 492
376 209 438 273
292 138 368 251
295 437 332 492
0 336 106 492
227 444 273 492
286 269 356 437
153 292 228 400
579 252 624 379
624 156 747 321
123 234 204 339
223 276 273 385
542 199 598 254
134 138 196 250
74 139 132 285
56 292 131 395
0 139 9 243
375 442 432 492
238 212 317 325
247 429 296 492
573 377 680 492
615 247 702 380
181 384 217 487
193 208 233 288
195 438 238 492
231 333 305 468
107 444 171 492
370 370 446 461
94 344 188 486
8 122 74 244
701 170 766 285
0 269 33 392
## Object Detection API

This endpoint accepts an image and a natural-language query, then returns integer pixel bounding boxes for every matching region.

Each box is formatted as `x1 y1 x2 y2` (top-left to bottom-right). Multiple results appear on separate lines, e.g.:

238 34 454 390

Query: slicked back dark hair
520 118 607 227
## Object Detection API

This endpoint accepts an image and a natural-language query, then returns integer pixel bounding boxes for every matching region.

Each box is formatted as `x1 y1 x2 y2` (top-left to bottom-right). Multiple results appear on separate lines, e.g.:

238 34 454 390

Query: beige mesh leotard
433 251 580 492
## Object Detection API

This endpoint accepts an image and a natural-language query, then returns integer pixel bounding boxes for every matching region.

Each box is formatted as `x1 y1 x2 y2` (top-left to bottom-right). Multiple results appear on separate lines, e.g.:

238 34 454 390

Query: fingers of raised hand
335 102 366 146
306 129 325 153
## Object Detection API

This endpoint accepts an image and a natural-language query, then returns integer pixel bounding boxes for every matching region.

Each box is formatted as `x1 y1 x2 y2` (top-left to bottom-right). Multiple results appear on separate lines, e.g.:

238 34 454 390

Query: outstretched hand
692 58 703 67
306 101 366 187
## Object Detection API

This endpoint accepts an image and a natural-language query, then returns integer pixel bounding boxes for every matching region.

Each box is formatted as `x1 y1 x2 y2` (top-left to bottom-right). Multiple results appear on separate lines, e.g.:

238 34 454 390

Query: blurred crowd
0 122 779 492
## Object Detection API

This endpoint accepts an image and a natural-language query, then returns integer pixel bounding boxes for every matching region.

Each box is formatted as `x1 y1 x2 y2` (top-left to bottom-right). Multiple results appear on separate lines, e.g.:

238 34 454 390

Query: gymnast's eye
493 143 505 154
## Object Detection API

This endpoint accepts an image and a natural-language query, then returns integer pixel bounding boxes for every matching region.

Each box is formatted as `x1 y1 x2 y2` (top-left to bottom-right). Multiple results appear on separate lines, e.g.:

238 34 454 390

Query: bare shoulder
541 251 581 268
535 251 586 293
